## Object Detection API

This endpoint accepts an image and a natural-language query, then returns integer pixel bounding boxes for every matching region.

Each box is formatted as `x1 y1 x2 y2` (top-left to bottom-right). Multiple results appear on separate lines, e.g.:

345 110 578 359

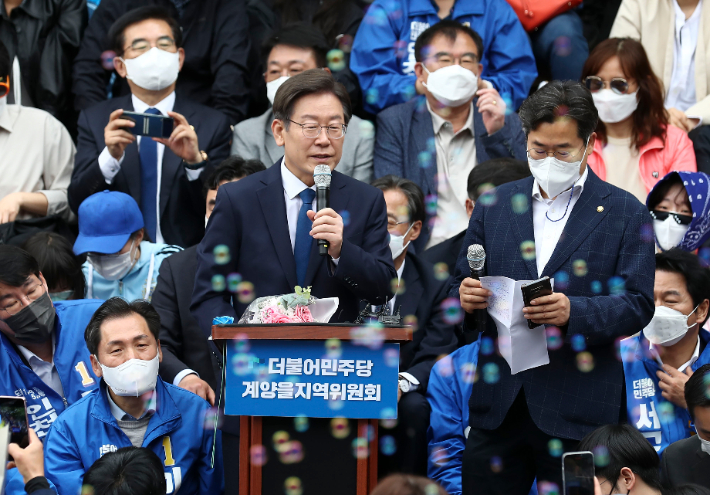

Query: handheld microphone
314 165 332 256
466 244 487 335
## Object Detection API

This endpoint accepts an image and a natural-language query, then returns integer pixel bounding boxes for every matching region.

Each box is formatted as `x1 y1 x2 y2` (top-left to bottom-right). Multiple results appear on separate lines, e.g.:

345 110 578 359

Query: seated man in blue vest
621 248 710 454
44 297 223 495
0 245 102 493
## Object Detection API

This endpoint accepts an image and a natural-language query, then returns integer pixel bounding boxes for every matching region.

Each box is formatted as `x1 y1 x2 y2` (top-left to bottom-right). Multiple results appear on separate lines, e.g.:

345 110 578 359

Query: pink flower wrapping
260 304 313 323
295 305 314 323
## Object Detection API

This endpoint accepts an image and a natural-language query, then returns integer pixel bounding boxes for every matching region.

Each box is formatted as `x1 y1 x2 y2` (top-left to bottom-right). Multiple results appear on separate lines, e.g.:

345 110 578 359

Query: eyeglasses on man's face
526 142 588 163
0 283 45 316
286 119 347 139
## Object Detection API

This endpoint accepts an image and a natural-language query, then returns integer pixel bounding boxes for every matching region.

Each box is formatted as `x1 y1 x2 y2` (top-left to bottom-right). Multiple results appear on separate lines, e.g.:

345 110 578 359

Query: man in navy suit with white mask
191 69 395 335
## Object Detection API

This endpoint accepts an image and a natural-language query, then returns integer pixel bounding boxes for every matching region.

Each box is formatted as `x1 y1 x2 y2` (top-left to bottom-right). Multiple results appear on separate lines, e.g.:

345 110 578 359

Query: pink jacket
587 125 697 194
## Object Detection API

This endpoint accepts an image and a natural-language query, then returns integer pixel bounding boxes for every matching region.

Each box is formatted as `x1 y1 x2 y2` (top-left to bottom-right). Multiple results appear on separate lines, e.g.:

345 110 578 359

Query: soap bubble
546 327 563 350
227 273 242 292
284 476 302 495
391 277 406 296
640 223 654 243
482 362 499 384
100 50 116 70
573 259 588 277
520 240 536 260
481 337 494 355
461 362 476 384
538 481 560 495
418 151 433 169
608 276 626 295
294 416 309 433
250 445 267 466
554 36 572 57
340 209 351 226
571 334 586 352
433 262 450 280
236 281 255 303
365 88 379 105
576 352 594 372
548 438 563 457
392 39 407 58
327 49 346 71
478 189 498 207
331 418 350 439
352 437 369 458
279 440 304 464
325 338 342 358
441 298 463 325
425 195 438 215
338 34 354 53
593 445 610 467
380 408 397 429
554 271 570 290
380 435 397 456
490 455 503 473
430 447 449 467
272 431 290 453
658 402 676 424
327 397 345 411
512 193 530 214
502 94 514 116
203 406 221 430
211 275 226 292
590 280 603 294
437 355 454 377
384 348 399 367
231 353 254 376
213 244 230 264
232 333 249 353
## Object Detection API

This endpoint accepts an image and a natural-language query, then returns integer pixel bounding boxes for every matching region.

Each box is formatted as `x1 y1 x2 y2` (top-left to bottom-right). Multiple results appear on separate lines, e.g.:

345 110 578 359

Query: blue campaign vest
621 329 710 454
45 377 223 495
0 299 101 439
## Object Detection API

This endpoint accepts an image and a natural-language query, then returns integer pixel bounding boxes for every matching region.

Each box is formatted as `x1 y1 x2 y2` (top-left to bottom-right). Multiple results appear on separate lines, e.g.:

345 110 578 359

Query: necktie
294 188 316 287
139 107 161 242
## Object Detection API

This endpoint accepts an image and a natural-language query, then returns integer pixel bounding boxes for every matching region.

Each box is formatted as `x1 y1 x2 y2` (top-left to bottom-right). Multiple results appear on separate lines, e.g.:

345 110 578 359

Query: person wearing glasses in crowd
582 38 697 204
0 245 102 493
0 42 76 225
374 21 527 250
68 6 232 249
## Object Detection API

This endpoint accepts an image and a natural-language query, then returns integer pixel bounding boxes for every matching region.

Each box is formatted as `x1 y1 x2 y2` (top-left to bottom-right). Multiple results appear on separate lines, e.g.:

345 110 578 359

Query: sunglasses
584 76 630 95
650 210 693 225
0 76 8 99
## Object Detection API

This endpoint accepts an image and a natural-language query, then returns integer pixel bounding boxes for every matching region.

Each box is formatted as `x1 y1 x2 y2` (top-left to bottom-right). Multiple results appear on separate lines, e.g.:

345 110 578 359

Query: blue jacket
449 170 656 440
427 339 480 495
349 0 537 114
374 96 527 247
1 300 101 495
621 329 710 455
44 377 223 495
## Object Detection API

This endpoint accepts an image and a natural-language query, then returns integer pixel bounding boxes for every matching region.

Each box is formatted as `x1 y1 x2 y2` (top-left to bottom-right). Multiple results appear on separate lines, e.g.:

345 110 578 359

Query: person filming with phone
450 81 656 494
69 6 232 248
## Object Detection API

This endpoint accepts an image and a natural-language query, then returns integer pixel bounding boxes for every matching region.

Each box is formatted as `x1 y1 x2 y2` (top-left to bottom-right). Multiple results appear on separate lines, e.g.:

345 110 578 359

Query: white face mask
205 215 209 228
643 304 699 347
654 216 689 251
98 353 160 397
389 223 413 260
528 139 590 199
699 435 710 454
592 89 639 124
88 240 137 281
422 64 478 107
266 76 289 105
121 47 180 91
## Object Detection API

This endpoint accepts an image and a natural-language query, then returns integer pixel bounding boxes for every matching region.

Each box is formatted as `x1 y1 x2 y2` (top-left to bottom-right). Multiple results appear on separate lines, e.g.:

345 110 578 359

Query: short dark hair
0 246 40 288
203 156 266 198
272 68 352 127
655 249 710 309
467 158 531 201
664 485 710 495
577 424 662 491
685 364 710 421
414 20 484 64
371 175 426 224
109 6 183 57
647 173 683 211
370 474 448 495
83 447 166 495
22 232 85 300
519 80 599 141
261 22 330 70
0 41 9 78
84 298 161 356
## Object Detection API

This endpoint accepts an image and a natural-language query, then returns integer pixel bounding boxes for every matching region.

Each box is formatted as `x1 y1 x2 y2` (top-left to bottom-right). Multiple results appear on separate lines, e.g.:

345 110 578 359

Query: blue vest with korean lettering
0 299 101 439
44 377 223 495
621 329 710 455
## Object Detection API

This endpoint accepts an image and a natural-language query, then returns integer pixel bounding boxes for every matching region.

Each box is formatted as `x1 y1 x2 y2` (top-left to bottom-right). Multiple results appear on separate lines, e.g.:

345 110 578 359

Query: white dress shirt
666 0 703 116
280 159 339 265
650 335 700 373
17 335 64 398
97 92 203 244
386 259 420 390
108 389 157 421
427 101 477 248
532 167 589 277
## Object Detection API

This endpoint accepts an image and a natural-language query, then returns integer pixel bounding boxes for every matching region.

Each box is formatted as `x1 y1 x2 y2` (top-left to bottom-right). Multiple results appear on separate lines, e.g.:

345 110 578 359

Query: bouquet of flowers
238 286 339 324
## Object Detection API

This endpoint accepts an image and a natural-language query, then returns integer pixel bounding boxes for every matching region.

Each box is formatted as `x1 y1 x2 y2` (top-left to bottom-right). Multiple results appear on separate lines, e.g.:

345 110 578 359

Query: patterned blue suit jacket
450 169 655 440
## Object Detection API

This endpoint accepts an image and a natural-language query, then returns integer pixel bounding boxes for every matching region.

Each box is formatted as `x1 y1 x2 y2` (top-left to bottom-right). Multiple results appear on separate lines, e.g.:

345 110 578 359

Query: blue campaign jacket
44 377 223 495
349 0 537 114
622 329 710 455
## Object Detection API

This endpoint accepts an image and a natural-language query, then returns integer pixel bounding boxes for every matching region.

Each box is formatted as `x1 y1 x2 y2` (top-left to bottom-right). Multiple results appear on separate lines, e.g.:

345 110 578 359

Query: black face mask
3 292 56 345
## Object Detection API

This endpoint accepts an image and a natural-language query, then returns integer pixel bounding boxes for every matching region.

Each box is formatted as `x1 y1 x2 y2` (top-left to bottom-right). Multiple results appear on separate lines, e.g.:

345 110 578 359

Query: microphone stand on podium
212 316 412 495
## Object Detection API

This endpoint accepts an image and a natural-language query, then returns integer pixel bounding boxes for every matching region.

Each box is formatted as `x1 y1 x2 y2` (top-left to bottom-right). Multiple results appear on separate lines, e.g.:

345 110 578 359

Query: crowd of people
2 0 710 494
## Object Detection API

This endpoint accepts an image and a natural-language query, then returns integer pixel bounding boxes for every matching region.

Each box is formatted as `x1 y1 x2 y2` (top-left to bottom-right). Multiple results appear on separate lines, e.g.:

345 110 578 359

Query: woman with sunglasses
646 170 710 252
582 38 696 203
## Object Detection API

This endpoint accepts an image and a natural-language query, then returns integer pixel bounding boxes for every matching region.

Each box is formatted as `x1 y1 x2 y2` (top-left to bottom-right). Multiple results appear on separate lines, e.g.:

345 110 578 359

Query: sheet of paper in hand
480 276 552 374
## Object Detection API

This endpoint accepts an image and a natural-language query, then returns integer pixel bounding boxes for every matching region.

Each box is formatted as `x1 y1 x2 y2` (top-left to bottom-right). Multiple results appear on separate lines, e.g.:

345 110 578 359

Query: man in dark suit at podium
191 68 395 339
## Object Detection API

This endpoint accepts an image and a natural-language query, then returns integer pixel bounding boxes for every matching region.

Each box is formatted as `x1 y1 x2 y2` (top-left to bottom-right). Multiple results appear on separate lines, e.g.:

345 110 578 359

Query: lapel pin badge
653 171 659 178
597 206 604 213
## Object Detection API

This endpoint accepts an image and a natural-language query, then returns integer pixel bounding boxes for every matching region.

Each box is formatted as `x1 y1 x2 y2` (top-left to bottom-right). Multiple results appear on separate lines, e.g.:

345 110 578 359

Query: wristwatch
398 378 412 394
183 150 208 170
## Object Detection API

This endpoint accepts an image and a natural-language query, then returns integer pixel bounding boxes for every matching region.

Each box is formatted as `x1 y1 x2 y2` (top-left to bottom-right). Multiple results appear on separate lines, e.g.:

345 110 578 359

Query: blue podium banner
225 340 399 419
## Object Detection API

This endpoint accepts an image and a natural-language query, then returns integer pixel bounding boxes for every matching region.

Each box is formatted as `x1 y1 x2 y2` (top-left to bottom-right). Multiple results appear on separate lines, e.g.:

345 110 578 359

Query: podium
212 323 412 495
